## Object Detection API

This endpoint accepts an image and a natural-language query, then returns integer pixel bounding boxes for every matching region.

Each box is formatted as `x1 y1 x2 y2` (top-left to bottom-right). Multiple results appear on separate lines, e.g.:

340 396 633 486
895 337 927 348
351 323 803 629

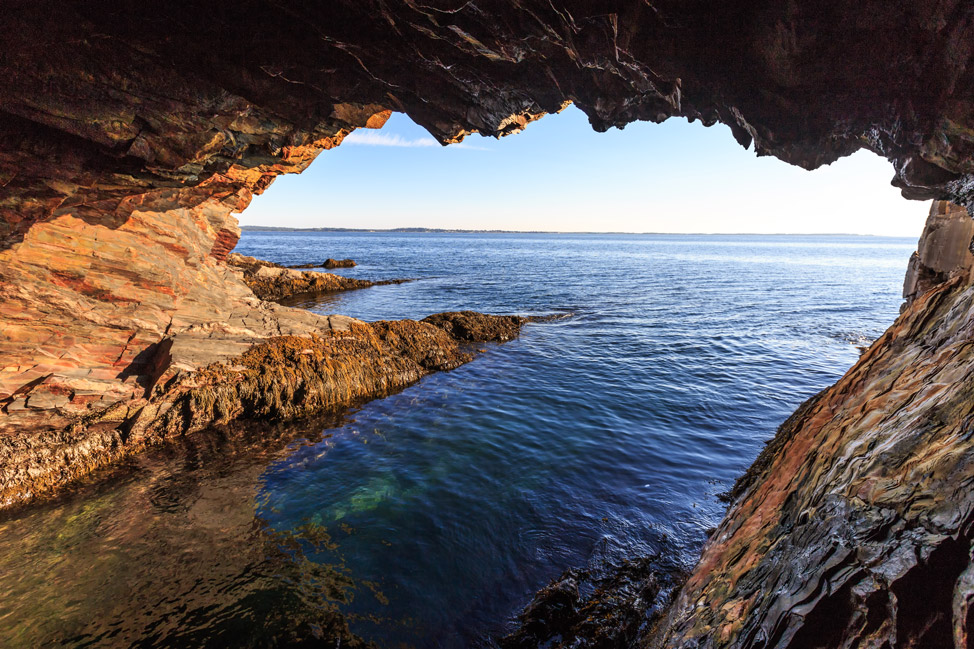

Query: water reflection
0 418 374 649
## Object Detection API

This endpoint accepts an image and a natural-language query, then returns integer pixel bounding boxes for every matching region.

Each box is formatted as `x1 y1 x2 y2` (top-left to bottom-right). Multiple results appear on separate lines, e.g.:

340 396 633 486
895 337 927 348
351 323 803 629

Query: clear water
0 233 914 648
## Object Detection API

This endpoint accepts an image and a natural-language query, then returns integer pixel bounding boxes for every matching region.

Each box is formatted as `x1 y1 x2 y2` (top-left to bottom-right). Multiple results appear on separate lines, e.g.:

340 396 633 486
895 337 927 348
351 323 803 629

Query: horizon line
239 225 916 238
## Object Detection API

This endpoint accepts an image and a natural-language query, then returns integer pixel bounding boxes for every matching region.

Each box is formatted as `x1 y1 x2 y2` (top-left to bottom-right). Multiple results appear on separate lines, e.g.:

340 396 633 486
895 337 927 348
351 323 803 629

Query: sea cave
2 2 974 647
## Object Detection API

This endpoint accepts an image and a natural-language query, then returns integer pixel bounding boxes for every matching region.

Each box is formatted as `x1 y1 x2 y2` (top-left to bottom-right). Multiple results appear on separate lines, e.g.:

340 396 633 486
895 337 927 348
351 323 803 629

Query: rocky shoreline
0 307 530 510
227 253 410 301
4 3 974 644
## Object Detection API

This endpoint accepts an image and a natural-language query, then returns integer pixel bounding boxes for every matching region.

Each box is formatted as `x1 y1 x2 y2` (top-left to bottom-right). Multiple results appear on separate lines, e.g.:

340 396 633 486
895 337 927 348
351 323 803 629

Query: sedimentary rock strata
903 202 974 304
0 311 528 509
2 2 974 646
648 202 974 648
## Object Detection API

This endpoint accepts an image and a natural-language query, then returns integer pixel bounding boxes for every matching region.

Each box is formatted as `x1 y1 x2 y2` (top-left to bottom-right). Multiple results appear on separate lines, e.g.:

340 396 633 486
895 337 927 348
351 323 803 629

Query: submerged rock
500 557 673 649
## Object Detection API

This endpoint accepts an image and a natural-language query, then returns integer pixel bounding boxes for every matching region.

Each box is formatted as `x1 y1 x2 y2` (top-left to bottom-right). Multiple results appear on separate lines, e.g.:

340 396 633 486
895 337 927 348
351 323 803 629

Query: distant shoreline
240 226 905 237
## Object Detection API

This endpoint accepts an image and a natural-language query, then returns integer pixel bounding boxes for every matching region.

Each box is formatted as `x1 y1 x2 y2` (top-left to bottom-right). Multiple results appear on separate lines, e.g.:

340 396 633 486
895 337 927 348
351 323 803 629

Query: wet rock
286 258 356 269
0 311 528 509
422 311 527 343
501 573 582 648
500 557 668 649
228 253 372 300
648 203 974 648
323 258 356 269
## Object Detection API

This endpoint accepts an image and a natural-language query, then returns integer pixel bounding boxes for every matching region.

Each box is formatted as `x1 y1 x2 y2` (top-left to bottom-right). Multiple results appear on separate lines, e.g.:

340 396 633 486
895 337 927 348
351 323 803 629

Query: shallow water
0 233 914 648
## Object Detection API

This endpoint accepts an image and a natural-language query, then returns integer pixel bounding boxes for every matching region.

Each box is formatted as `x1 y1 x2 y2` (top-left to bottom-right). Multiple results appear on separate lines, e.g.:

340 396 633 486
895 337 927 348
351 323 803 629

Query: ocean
0 232 914 648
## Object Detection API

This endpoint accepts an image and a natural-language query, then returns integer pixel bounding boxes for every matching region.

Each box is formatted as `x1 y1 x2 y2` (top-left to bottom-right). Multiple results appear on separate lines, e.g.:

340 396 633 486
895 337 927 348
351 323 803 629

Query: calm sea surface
0 233 914 648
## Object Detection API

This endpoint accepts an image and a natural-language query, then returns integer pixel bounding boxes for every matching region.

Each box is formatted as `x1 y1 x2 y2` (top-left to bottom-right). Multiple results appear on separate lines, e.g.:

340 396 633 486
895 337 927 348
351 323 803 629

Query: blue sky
240 107 927 237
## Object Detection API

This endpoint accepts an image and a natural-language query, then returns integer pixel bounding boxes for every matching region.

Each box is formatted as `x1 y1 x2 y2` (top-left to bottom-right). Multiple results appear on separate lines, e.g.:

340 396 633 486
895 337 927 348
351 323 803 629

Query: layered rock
903 202 974 304
0 310 528 509
647 203 974 648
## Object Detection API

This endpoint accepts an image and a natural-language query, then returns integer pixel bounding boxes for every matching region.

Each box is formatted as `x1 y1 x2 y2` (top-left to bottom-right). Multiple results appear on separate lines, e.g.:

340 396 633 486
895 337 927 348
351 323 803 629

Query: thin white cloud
342 130 487 150
343 130 439 147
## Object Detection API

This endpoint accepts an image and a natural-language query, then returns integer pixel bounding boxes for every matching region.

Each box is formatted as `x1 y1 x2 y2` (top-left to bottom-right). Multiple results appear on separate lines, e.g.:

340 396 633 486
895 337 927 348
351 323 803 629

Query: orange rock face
0 102 402 508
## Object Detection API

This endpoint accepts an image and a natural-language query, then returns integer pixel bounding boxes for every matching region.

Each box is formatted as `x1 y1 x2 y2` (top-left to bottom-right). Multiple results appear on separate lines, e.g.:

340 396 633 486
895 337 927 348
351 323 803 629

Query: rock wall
648 202 974 648
4 2 974 645
903 202 974 303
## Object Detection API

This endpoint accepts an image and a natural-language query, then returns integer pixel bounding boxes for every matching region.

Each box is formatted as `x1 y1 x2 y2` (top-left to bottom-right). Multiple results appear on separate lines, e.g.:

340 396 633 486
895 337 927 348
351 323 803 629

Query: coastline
0 241 532 509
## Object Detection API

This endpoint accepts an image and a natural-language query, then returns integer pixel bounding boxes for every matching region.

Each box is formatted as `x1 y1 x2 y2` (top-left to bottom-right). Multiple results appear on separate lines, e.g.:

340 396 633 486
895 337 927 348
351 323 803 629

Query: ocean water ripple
0 233 913 648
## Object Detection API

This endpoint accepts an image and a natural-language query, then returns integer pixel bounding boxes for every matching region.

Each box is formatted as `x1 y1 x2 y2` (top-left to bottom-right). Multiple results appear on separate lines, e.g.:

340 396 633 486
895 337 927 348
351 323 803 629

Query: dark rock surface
500 556 680 649
422 311 527 343
646 204 974 648
286 258 357 269
323 258 356 269
5 0 974 246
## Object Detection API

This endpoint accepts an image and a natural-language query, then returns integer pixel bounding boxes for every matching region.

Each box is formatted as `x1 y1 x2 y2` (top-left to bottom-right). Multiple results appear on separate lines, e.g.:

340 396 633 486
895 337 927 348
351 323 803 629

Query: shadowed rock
287 258 356 269
500 557 669 649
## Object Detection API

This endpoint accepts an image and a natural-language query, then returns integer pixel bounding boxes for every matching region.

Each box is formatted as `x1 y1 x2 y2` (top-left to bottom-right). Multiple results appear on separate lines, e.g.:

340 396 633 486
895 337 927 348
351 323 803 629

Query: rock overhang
4 1 974 246
3 3 974 646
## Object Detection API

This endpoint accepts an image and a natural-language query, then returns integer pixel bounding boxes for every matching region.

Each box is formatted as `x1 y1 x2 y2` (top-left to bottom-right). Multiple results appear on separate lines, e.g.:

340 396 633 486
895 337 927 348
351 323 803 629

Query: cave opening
4 2 974 646
36 109 929 647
